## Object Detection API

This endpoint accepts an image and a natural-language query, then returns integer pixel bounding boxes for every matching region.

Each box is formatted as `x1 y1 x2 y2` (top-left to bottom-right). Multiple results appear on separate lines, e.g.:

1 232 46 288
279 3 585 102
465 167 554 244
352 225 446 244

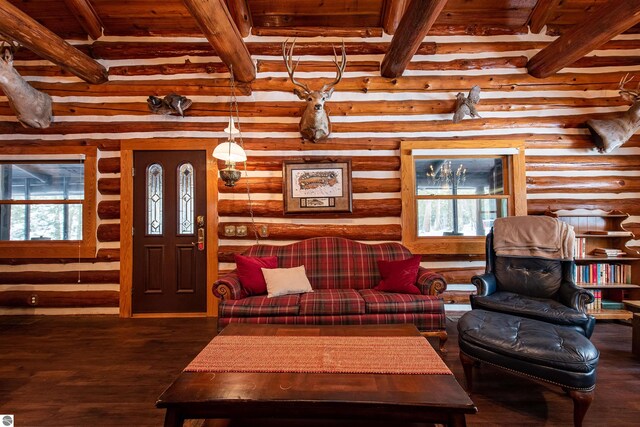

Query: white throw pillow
261 265 313 298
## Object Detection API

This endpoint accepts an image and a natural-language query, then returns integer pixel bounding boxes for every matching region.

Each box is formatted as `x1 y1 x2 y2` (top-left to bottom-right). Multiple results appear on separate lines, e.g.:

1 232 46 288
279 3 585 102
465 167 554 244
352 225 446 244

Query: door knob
194 216 205 251
194 227 205 251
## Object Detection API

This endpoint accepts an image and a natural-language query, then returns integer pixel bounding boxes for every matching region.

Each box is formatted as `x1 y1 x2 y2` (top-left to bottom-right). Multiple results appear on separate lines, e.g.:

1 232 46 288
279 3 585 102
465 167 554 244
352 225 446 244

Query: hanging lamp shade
224 117 240 135
213 141 247 163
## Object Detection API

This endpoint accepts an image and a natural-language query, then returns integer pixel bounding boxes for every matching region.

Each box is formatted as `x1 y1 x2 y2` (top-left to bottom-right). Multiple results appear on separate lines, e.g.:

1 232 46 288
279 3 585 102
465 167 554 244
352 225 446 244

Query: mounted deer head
0 41 52 128
282 39 346 143
586 74 640 153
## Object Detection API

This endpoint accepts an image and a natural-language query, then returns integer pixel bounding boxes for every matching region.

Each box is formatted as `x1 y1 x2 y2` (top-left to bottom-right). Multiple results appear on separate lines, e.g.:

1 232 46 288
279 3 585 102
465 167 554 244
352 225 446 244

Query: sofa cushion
375 255 421 294
234 254 278 296
299 289 365 315
243 237 413 290
359 289 443 314
219 294 300 317
472 291 591 328
263 265 313 298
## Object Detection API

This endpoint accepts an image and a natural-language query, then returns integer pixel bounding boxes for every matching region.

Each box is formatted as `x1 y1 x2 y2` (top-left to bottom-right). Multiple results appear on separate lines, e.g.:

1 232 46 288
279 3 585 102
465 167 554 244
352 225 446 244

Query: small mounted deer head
586 74 640 153
282 39 346 143
0 40 52 129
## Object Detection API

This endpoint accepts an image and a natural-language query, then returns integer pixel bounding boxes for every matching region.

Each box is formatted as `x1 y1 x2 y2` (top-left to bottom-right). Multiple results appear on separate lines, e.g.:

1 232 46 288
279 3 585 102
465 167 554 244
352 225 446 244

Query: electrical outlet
224 225 236 237
29 294 38 306
236 225 247 237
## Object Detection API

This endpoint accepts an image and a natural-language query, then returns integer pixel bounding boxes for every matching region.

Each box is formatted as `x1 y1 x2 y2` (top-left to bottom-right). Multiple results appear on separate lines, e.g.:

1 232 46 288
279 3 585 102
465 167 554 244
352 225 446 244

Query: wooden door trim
119 142 219 318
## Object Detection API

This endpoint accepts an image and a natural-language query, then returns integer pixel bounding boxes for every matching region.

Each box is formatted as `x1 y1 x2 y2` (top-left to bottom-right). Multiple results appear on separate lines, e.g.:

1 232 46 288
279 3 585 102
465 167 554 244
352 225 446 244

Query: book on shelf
585 230 633 236
574 237 586 258
601 299 625 310
572 262 632 284
592 248 626 257
586 290 602 312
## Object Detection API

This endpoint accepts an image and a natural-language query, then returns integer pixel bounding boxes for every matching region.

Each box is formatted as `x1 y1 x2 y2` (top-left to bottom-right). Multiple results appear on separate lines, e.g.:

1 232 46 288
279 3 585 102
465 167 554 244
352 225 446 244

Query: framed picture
283 160 352 214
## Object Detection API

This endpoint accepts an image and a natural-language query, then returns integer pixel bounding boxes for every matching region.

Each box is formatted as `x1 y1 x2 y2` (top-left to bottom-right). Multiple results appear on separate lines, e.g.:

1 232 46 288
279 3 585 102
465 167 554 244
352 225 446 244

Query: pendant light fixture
213 66 247 187
212 66 259 244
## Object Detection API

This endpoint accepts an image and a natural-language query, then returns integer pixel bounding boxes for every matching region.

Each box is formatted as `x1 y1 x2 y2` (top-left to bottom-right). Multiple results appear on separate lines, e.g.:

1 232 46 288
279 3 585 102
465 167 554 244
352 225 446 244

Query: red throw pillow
234 254 278 295
375 255 422 294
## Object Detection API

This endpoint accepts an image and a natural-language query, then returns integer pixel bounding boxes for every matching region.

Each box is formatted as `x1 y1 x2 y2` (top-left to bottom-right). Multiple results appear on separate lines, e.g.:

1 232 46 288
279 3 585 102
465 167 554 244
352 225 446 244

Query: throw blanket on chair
493 216 574 260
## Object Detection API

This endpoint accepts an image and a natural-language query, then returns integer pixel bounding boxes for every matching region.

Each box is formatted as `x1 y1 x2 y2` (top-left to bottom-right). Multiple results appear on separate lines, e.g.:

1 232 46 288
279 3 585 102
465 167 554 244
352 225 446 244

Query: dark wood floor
1 315 639 426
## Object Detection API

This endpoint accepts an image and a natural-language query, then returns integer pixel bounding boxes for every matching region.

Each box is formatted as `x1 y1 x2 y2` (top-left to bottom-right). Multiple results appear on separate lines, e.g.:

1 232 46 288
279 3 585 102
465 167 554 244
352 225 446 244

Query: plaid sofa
213 237 448 349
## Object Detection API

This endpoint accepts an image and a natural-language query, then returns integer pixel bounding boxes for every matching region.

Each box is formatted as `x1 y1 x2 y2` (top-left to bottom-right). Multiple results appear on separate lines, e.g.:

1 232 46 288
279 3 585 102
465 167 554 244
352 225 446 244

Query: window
401 141 526 255
0 146 97 258
177 162 194 235
146 163 163 235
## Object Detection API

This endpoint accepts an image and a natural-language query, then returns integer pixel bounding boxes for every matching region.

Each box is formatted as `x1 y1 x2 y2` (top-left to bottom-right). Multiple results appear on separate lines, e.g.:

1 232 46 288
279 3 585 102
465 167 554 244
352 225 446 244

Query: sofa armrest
558 280 594 313
416 267 447 296
471 273 497 297
212 271 245 301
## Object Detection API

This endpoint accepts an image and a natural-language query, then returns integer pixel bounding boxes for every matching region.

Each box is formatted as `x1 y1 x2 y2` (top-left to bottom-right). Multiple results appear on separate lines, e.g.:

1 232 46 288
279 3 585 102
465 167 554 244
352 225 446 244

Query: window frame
400 140 527 255
0 145 97 258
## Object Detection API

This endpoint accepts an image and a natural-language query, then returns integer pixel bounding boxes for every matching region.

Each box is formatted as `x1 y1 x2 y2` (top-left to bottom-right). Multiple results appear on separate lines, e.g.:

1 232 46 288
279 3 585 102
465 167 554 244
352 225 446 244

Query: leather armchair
471 231 596 338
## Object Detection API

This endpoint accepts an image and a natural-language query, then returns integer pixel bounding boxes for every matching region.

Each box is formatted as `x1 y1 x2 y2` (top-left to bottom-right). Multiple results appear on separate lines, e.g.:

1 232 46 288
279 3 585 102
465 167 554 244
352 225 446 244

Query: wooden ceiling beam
182 0 255 82
381 0 449 78
63 0 103 40
528 0 640 78
226 0 252 38
382 0 409 35
528 0 560 34
252 27 383 38
0 0 107 84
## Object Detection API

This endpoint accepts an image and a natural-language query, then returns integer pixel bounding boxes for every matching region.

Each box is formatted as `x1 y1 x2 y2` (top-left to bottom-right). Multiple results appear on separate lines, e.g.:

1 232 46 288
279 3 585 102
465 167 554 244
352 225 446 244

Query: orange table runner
184 335 452 375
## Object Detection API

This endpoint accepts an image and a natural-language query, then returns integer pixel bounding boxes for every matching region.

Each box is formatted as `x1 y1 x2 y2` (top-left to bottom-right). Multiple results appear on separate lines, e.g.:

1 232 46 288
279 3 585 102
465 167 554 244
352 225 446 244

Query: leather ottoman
457 309 599 427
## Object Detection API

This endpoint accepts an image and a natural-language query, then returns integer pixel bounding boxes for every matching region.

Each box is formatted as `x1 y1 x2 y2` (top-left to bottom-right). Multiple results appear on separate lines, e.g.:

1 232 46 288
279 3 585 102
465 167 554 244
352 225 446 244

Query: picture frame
283 160 352 214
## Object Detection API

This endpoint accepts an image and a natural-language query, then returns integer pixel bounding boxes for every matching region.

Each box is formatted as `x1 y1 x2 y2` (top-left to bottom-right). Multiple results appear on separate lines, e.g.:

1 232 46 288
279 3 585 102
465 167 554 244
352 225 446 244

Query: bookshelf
546 208 640 320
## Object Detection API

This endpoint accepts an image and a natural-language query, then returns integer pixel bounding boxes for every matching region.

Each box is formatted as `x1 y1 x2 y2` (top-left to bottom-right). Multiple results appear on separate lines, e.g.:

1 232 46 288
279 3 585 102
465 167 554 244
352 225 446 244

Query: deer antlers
0 38 19 60
282 38 346 94
618 73 640 102
321 42 347 93
282 39 311 94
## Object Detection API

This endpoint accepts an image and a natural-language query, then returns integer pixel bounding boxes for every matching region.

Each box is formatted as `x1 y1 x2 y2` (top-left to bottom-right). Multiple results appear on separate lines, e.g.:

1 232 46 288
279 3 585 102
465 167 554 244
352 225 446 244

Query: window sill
403 236 486 255
0 241 97 259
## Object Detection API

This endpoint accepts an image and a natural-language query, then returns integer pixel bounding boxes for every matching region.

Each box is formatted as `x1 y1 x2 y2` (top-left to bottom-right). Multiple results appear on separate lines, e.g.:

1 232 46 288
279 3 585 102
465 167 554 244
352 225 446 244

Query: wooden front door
132 150 207 314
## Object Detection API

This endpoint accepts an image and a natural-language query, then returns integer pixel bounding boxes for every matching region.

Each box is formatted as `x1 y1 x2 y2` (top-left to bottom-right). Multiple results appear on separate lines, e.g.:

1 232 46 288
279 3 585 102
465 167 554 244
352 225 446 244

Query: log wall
1 32 639 314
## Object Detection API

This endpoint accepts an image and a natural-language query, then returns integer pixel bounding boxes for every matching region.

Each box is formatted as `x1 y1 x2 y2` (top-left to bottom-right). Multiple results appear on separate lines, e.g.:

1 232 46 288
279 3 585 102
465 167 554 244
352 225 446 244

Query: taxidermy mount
0 41 52 128
586 74 640 153
282 39 346 143
452 85 481 123
147 94 193 117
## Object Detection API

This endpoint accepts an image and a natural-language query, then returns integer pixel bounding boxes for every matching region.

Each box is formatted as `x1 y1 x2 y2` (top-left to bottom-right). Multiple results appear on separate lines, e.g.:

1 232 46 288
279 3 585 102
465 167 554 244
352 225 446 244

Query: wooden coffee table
156 324 476 427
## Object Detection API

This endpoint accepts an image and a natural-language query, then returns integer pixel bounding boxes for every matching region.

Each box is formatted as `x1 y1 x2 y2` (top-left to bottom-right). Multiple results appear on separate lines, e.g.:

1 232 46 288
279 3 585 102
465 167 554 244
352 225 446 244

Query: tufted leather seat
471 231 596 338
458 309 599 427
474 291 593 336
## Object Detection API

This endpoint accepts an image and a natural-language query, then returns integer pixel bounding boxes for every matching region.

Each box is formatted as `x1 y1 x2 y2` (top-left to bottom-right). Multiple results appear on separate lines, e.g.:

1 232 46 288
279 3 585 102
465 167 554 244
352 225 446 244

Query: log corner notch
380 0 449 78
0 0 108 84
527 0 640 79
182 0 256 82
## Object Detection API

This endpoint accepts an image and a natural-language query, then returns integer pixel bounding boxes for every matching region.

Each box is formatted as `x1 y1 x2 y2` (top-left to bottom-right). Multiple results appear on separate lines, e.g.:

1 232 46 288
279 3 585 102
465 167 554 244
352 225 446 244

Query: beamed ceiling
6 0 640 39
1 0 640 83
